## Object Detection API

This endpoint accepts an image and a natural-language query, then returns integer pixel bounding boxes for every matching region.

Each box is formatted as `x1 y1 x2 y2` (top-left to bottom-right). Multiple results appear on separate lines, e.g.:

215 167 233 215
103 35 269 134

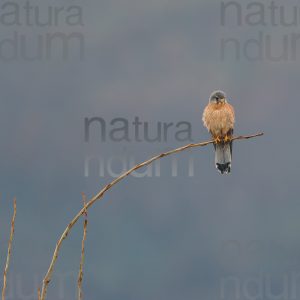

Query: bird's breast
202 103 235 137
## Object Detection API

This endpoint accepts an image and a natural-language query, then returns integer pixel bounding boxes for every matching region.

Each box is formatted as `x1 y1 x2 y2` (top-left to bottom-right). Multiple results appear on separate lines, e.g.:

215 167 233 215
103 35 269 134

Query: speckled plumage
202 102 235 138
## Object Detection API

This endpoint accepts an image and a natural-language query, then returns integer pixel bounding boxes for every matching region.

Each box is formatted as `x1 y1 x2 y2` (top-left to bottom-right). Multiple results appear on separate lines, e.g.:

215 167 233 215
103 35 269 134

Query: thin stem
77 193 88 300
2 198 17 300
39 132 263 300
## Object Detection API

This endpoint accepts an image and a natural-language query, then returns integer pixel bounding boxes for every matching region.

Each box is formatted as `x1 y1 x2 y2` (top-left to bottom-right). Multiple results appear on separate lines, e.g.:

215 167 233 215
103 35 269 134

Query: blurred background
0 0 299 299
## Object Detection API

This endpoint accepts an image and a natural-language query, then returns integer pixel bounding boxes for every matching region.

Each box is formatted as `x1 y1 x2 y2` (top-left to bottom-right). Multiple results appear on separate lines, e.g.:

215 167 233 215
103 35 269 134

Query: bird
202 91 235 174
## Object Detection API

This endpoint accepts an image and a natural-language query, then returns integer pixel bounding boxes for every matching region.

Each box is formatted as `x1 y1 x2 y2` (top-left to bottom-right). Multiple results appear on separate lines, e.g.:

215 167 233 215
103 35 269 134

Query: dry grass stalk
2 198 16 300
77 193 88 300
39 132 263 300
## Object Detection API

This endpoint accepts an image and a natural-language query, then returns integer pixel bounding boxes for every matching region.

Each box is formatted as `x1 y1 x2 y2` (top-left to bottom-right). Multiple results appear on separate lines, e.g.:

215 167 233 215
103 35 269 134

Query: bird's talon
214 136 221 144
224 135 231 143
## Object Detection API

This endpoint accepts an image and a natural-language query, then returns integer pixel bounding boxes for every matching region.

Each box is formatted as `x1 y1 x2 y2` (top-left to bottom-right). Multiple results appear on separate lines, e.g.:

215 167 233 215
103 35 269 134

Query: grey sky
0 0 299 299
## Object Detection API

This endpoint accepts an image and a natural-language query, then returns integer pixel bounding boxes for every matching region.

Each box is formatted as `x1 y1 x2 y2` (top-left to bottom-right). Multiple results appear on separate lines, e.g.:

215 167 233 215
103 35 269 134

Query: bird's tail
215 142 232 174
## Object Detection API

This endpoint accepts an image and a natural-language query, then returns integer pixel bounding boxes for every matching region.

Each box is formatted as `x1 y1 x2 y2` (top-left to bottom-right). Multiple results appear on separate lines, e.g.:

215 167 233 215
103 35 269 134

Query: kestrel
202 91 235 174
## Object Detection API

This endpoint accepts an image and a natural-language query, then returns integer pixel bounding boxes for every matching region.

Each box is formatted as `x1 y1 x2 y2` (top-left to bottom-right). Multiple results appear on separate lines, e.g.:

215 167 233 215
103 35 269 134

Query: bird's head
209 90 227 104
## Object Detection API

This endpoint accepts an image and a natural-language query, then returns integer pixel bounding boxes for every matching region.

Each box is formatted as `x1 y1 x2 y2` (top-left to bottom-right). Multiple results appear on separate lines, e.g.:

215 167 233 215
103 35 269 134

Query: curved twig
39 132 263 300
2 198 16 300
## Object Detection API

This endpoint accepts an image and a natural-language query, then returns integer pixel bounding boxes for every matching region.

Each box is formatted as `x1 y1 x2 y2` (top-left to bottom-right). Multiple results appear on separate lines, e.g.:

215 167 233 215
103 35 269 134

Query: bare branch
39 132 263 300
2 198 17 300
77 193 88 300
